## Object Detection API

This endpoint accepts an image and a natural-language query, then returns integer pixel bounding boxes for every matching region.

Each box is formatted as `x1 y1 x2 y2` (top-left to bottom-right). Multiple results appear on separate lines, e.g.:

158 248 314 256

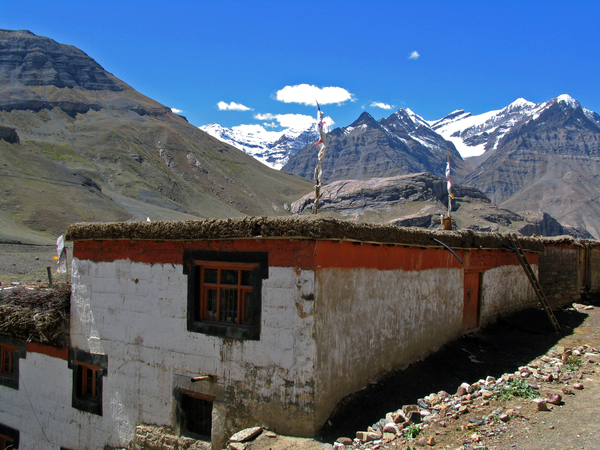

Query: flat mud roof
65 216 546 252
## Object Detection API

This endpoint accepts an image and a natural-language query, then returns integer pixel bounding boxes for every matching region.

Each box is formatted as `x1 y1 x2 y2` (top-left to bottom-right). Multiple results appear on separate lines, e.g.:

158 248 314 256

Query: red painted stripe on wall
26 342 69 360
72 239 531 271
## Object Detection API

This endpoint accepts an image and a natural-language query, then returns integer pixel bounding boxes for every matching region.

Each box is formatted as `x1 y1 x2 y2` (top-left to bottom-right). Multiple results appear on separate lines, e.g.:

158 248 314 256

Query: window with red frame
0 423 18 450
69 349 107 416
184 250 268 340
199 261 258 326
0 345 14 378
78 363 100 400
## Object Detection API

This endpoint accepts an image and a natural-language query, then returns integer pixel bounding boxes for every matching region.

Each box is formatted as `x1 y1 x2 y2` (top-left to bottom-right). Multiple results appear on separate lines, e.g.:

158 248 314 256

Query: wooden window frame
183 250 268 340
0 423 18 450
73 361 102 401
0 344 16 378
69 349 107 416
0 338 25 390
197 260 259 326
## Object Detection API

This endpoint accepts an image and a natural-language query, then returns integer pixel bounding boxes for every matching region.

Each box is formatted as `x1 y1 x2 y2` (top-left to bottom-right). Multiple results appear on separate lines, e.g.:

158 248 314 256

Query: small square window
78 363 101 400
0 345 15 377
183 251 268 340
200 264 256 326
177 389 213 440
69 349 107 416
0 423 19 450
0 338 25 391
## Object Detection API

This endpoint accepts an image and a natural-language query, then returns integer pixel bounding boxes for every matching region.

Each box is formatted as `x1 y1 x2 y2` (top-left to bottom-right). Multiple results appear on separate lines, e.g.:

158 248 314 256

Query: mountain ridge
0 29 314 243
282 109 471 183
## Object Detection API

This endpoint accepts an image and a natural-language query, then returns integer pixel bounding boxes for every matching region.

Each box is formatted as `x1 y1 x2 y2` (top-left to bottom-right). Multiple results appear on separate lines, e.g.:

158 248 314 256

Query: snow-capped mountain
282 109 471 183
429 98 537 158
379 107 458 156
199 123 318 169
429 95 600 159
462 94 600 237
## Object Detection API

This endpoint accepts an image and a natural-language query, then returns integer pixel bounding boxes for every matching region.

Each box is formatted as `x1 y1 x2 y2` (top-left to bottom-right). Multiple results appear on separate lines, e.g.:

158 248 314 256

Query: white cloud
275 84 355 106
253 112 335 131
171 107 184 114
254 113 277 121
217 101 253 111
408 51 420 60
370 102 394 110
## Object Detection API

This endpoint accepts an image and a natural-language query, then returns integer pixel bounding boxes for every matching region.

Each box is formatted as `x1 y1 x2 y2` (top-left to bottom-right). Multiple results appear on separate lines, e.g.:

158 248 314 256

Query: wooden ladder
508 233 562 332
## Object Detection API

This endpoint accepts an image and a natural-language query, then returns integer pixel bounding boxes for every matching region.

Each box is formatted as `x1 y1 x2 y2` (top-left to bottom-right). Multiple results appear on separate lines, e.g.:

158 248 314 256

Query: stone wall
129 425 210 450
588 246 600 293
538 245 582 307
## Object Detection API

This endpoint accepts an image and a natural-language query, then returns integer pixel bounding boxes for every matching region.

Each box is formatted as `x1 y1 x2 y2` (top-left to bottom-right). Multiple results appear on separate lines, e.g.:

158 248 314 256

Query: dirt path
238 296 600 450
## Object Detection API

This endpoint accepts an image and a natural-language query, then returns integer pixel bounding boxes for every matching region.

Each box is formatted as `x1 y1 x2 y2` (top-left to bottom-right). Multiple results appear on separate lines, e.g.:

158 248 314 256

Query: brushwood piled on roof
65 216 545 252
0 284 70 348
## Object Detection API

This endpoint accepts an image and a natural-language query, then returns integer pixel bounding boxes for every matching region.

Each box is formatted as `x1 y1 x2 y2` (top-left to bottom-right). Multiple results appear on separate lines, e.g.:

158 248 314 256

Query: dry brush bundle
0 283 70 348
66 216 546 252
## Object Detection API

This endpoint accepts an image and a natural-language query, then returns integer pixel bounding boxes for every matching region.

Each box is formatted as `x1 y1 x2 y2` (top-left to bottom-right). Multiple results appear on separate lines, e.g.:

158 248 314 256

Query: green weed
405 423 422 439
562 357 583 372
495 378 537 401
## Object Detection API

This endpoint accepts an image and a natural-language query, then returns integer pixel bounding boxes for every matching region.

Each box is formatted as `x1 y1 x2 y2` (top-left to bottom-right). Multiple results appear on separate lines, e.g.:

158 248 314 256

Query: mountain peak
349 111 378 128
555 94 580 108
0 29 121 92
507 98 535 109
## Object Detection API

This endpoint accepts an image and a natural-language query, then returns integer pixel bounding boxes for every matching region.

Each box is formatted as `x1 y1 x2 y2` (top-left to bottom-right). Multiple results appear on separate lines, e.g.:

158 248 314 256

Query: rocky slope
0 30 313 243
290 173 590 237
282 110 471 184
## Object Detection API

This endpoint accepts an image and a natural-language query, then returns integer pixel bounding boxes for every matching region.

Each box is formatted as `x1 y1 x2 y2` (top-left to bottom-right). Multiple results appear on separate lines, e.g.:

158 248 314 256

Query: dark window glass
241 270 253 286
221 269 238 285
221 288 238 323
203 268 218 284
205 288 218 321
243 291 253 325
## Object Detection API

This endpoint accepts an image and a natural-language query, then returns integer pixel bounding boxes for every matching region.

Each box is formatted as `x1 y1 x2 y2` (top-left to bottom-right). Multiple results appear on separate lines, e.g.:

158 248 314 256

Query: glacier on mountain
199 122 319 169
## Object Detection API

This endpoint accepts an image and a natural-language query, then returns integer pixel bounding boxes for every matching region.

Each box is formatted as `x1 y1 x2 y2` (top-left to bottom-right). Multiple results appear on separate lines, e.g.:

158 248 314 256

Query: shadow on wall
316 296 596 443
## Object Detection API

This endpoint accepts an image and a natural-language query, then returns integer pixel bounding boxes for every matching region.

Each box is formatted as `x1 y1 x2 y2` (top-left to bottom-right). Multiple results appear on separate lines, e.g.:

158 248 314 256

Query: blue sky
2 0 600 133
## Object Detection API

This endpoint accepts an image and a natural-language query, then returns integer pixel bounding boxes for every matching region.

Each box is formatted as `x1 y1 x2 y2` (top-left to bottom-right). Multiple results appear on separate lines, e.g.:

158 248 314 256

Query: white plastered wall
9 258 319 450
479 265 538 328
0 351 104 450
313 266 464 429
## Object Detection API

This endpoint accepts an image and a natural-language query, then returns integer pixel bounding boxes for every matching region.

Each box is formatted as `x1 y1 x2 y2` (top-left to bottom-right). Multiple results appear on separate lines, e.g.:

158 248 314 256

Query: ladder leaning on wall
508 233 562 333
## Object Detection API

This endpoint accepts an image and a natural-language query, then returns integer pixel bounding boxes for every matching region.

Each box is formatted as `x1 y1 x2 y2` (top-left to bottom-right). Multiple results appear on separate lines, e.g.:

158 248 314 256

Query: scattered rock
545 392 562 405
230 427 262 443
532 399 549 411
562 386 575 395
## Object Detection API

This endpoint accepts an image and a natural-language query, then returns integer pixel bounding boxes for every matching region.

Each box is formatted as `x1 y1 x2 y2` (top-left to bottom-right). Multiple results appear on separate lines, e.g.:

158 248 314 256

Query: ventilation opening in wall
179 389 213 440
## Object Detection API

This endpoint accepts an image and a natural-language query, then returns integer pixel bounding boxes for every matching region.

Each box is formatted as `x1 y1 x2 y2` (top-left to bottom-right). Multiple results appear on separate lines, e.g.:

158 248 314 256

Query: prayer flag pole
312 102 327 214
442 149 454 230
